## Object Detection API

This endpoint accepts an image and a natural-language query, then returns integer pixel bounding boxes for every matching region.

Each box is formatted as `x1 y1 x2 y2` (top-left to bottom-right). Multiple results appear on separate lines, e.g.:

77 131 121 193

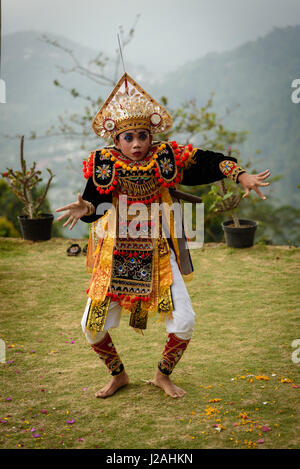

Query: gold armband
219 160 246 183
84 201 95 216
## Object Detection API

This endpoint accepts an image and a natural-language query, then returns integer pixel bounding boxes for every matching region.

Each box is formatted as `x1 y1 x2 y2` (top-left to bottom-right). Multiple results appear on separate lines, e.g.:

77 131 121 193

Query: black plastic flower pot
18 213 54 241
221 219 258 248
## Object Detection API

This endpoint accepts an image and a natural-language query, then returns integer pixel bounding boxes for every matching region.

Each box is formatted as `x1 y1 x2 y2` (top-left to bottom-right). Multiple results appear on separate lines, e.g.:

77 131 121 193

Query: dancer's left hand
238 169 271 200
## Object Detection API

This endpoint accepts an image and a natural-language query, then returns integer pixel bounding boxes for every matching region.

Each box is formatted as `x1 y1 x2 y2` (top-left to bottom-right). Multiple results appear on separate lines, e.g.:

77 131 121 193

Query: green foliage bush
0 216 20 237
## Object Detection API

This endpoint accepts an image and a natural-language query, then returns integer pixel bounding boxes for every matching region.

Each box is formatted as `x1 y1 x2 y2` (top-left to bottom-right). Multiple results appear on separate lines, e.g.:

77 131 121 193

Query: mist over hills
0 26 299 238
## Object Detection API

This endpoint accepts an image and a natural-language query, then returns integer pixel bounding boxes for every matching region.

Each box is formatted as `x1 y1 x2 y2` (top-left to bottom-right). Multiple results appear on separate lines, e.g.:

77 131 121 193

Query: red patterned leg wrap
90 332 124 376
158 333 190 376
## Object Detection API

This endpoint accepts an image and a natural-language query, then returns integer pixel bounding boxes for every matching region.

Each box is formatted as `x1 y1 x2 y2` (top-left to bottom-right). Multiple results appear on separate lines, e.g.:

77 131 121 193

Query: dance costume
79 73 246 376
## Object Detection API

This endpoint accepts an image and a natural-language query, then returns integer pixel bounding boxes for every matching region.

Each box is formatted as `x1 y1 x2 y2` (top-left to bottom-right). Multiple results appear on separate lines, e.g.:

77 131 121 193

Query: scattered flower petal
213 424 226 432
255 375 269 381
257 438 265 444
239 412 249 420
261 426 271 432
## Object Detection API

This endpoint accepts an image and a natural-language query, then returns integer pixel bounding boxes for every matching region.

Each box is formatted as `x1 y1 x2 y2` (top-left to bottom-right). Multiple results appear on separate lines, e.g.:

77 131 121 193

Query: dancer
56 73 270 398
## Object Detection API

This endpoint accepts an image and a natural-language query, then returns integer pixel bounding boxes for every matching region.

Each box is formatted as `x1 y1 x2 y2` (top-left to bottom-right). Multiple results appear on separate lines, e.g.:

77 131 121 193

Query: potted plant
208 151 257 248
1 136 55 241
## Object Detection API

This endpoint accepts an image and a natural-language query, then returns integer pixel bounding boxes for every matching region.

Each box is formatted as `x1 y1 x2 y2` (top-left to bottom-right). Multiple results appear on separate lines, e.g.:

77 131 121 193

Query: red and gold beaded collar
82 141 193 196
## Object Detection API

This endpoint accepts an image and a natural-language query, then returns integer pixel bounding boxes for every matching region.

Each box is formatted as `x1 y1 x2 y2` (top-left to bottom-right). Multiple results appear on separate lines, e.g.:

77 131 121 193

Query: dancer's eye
138 132 148 141
123 134 133 142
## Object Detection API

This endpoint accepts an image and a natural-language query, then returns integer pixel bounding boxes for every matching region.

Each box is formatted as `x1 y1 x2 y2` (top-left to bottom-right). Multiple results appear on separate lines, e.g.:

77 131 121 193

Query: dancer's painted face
114 129 152 161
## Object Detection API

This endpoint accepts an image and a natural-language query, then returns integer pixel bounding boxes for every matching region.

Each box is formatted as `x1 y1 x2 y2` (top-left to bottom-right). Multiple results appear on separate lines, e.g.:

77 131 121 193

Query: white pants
81 248 195 344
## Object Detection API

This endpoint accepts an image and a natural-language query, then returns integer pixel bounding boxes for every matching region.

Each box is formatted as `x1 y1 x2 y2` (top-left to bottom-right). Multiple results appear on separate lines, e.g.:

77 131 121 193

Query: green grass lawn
0 237 299 449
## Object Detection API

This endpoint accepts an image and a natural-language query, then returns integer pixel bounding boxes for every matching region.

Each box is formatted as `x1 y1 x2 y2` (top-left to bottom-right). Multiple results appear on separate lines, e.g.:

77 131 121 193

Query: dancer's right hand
55 193 93 230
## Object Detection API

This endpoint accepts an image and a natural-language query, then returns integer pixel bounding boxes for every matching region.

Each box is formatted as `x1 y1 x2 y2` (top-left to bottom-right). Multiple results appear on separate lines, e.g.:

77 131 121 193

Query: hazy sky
3 0 300 72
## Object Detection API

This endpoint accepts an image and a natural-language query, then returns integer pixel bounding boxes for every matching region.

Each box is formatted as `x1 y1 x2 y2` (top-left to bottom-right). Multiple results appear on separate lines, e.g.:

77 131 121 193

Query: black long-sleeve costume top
80 143 244 224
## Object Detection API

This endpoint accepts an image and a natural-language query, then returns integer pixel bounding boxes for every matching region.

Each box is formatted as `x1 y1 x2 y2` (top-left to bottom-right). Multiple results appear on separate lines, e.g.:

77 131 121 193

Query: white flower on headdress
103 118 116 132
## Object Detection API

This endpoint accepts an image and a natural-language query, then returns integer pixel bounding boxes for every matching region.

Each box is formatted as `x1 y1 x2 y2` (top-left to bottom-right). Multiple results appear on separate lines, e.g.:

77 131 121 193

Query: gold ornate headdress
92 73 173 139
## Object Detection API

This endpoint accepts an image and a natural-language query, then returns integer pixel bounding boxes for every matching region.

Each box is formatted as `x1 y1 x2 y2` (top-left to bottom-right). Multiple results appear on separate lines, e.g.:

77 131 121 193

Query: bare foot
149 369 186 398
95 371 129 398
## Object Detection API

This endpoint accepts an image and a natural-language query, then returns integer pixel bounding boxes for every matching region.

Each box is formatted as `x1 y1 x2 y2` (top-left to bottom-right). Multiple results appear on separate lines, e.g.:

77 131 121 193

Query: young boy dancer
56 73 270 398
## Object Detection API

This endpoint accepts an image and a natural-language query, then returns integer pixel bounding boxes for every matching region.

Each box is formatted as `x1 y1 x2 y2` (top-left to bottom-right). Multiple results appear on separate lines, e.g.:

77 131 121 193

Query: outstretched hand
238 169 271 200
55 193 90 231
